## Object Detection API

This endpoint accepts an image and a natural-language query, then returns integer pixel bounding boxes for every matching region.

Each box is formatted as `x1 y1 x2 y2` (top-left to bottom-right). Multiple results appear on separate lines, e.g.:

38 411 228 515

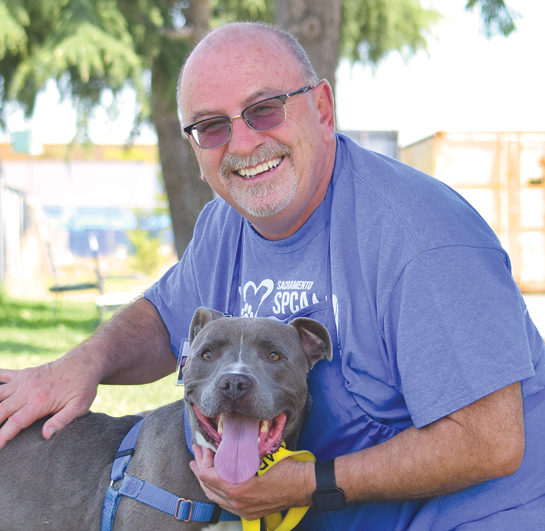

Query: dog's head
183 307 332 483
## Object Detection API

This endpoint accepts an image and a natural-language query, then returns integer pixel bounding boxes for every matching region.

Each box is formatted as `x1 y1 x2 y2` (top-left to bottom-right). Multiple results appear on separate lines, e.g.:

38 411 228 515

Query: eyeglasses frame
183 84 316 149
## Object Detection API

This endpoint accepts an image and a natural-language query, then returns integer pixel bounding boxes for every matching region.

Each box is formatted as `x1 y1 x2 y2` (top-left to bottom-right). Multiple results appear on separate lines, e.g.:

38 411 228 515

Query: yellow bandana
241 442 315 531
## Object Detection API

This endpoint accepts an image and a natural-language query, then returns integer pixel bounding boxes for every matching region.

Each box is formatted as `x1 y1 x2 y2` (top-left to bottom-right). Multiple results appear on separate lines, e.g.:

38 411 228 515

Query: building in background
0 142 170 297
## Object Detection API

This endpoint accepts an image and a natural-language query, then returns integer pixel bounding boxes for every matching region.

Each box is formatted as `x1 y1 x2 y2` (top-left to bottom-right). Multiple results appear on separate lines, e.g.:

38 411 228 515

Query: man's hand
189 444 316 521
0 352 99 450
0 297 175 451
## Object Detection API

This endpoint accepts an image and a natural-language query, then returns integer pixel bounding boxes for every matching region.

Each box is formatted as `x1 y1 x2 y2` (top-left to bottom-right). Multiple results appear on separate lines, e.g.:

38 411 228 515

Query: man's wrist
285 459 317 509
311 459 346 512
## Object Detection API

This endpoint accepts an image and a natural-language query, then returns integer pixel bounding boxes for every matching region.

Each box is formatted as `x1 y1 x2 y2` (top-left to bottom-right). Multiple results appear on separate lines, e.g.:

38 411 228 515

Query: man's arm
0 297 175 450
336 381 524 502
190 382 524 520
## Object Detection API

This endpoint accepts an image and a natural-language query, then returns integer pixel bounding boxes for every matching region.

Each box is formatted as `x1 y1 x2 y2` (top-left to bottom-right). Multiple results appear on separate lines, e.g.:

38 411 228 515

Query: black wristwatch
311 459 346 512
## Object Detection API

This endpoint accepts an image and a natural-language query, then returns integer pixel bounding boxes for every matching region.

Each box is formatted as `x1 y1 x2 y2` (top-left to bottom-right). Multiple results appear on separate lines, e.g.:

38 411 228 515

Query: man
1 22 544 530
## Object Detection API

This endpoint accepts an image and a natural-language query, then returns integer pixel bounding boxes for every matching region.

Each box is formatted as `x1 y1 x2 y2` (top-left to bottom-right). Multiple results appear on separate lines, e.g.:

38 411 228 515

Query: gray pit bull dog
0 307 332 530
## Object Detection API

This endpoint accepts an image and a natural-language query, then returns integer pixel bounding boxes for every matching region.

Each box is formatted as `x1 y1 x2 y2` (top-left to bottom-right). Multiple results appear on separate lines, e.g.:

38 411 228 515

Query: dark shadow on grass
0 341 62 355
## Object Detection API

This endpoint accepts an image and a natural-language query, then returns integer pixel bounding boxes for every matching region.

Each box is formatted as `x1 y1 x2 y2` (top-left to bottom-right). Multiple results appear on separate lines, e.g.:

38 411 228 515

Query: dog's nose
217 373 253 400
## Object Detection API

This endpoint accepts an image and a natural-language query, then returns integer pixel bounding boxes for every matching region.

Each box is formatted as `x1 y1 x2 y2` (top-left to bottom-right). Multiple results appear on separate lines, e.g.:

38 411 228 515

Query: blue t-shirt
145 133 545 529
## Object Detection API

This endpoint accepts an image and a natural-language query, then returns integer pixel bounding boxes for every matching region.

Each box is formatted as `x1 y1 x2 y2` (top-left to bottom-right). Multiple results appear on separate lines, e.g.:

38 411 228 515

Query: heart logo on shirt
240 279 274 317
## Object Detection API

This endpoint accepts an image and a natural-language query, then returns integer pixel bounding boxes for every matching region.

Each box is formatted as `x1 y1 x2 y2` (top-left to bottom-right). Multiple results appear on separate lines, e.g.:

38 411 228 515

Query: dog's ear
289 318 333 368
189 307 225 344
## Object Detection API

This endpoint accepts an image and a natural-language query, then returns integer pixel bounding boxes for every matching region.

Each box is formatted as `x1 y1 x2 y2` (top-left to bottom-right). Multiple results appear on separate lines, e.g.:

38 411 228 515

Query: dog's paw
241 303 254 318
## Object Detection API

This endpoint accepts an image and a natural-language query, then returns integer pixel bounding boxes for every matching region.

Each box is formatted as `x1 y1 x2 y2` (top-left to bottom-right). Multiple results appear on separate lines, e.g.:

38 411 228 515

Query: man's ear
289 317 333 369
313 79 335 137
189 307 225 344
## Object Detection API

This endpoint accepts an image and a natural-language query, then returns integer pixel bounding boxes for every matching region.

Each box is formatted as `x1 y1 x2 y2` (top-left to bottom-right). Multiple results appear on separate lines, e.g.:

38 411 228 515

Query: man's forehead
180 34 301 120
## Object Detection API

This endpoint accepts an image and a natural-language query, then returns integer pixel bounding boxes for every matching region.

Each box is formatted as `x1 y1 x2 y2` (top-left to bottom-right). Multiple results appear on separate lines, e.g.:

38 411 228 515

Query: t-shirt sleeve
144 242 201 358
383 245 535 428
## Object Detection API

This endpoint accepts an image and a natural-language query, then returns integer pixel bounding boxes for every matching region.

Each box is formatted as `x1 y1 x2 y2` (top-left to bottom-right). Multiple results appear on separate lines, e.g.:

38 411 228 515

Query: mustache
220 142 292 178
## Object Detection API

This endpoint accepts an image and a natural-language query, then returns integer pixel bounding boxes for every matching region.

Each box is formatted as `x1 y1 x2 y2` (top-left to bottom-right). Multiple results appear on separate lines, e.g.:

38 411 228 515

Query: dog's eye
268 352 281 361
201 351 213 361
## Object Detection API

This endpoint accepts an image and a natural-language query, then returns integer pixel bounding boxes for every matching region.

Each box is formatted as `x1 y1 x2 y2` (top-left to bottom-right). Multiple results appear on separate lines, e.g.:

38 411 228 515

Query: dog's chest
206 521 242 530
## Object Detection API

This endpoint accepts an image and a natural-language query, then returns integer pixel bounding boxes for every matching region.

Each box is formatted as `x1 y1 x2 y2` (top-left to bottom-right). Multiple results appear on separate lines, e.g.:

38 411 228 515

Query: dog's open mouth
192 404 287 483
192 404 287 455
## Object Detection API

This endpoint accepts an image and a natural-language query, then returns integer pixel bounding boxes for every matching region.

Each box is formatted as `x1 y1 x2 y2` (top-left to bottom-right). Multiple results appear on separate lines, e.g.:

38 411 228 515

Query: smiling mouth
192 404 287 456
235 156 283 178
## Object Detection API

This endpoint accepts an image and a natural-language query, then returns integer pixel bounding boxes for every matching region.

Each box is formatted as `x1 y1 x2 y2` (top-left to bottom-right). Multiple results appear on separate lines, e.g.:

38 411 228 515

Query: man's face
180 31 335 239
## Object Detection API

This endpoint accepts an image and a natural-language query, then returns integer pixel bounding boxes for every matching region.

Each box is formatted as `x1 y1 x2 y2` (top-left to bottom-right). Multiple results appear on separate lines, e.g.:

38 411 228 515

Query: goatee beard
219 143 297 218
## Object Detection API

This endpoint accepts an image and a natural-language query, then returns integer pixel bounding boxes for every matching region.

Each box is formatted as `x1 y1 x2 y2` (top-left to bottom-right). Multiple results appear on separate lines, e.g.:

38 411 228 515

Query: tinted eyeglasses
183 85 316 149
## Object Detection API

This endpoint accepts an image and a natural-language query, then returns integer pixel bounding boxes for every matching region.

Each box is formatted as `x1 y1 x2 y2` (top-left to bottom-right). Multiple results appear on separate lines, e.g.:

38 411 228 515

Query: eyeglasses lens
191 96 287 148
243 98 286 132
192 117 231 149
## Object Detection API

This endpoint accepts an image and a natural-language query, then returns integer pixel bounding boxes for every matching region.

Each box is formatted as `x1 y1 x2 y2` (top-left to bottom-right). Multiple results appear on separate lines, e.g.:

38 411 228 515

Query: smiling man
1 22 545 530
179 24 335 240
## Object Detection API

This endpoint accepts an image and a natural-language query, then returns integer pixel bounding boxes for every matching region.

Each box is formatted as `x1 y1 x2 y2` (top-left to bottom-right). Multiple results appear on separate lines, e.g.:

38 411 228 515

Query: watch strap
312 459 346 512
315 459 337 490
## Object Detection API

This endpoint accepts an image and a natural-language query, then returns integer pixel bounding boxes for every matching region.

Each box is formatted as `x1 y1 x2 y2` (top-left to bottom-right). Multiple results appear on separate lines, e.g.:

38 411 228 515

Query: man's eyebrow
188 87 282 123
188 109 225 123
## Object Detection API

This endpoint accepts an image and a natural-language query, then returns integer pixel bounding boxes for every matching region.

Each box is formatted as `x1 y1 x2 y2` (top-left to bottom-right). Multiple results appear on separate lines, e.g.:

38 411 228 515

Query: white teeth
260 420 269 433
217 413 225 434
238 157 281 178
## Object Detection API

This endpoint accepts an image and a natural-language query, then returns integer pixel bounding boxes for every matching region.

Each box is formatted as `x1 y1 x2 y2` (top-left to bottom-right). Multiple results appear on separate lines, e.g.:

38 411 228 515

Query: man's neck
250 174 332 241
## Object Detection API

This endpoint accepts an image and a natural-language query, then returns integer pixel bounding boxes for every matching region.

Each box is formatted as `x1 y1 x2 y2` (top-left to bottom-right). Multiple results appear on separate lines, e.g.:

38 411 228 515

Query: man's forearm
75 296 176 386
334 382 524 504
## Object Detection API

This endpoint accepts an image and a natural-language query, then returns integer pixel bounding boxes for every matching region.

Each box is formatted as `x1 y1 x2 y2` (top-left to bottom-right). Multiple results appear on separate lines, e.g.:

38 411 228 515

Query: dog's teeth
260 420 269 433
217 414 225 434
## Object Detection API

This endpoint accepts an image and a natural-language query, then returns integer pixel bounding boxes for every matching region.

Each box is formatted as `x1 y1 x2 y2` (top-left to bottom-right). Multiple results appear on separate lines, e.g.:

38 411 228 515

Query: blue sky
2 0 543 148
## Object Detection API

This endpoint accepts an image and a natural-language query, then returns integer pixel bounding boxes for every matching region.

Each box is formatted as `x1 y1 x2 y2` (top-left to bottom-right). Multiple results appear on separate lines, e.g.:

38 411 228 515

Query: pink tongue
214 412 260 483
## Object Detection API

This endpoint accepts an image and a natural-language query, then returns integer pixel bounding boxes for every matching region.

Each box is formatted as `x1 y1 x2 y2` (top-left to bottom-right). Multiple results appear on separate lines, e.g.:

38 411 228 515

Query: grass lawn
0 296 180 417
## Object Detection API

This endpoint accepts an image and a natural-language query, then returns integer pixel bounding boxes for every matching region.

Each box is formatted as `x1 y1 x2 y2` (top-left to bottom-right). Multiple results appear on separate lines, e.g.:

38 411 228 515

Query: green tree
0 0 517 257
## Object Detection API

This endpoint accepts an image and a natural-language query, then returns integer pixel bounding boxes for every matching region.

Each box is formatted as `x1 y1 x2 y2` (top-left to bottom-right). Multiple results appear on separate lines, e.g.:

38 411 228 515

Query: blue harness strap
101 418 145 531
101 417 238 530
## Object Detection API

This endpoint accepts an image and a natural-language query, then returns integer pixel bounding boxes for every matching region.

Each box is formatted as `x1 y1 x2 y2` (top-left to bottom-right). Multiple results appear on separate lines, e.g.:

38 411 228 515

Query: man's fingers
0 361 96 449
0 391 20 426
0 368 16 385
190 445 227 498
0 372 16 403
192 444 217 472
192 443 203 461
42 402 88 440
201 446 216 468
0 407 34 450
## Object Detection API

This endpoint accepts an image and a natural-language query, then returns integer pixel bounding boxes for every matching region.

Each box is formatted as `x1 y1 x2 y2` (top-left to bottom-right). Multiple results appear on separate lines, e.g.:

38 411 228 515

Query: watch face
312 488 346 512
